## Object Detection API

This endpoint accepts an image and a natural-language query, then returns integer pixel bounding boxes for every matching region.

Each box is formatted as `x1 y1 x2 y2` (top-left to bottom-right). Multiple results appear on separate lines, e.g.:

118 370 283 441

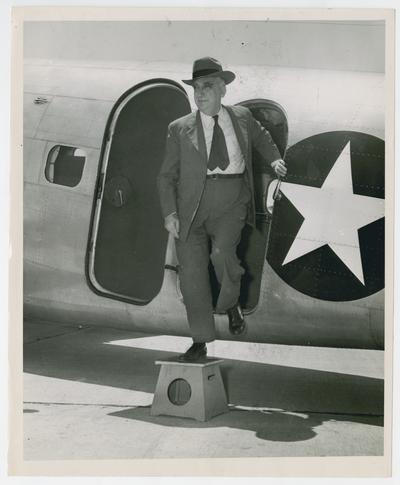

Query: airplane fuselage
23 59 385 349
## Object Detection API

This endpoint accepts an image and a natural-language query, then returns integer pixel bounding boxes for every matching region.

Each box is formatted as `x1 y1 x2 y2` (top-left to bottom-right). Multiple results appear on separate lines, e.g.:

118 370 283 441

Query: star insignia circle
267 131 385 302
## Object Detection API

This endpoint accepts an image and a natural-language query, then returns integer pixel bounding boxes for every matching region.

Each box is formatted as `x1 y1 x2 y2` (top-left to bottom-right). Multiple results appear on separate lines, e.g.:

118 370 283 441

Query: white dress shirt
200 106 245 175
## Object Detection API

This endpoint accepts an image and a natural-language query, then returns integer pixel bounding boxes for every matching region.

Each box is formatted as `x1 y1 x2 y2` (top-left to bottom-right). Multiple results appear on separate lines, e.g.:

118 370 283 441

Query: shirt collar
200 105 225 126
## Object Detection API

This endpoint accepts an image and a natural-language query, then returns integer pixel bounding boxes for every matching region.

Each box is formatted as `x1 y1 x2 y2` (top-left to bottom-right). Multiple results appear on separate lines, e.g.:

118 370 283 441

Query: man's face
193 76 225 116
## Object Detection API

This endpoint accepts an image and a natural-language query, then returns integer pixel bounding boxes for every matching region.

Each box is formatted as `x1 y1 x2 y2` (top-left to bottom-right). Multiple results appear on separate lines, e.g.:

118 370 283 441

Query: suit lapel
196 110 208 162
184 111 207 163
225 105 249 164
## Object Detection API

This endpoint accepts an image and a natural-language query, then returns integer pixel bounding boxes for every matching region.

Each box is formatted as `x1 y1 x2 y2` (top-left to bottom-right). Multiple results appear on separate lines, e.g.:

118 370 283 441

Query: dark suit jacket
157 104 281 241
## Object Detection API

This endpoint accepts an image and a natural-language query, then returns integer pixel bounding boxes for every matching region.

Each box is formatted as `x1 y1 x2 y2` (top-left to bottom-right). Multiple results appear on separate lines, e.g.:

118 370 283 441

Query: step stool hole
167 378 192 406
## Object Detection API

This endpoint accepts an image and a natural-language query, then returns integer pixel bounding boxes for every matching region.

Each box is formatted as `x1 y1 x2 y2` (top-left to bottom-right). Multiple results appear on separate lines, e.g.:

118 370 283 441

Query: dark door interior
210 99 288 312
90 80 191 304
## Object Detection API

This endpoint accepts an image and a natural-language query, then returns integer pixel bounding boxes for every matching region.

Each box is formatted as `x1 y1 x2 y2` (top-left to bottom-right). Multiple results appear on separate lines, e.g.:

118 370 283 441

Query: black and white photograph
7 5 396 478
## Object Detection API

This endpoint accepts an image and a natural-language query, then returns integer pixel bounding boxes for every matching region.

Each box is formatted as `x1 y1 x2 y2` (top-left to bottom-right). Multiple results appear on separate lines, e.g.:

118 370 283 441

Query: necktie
207 115 230 171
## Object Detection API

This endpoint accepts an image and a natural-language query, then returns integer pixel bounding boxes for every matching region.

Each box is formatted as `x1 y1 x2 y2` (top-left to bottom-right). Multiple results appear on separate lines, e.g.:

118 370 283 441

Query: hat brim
182 70 236 86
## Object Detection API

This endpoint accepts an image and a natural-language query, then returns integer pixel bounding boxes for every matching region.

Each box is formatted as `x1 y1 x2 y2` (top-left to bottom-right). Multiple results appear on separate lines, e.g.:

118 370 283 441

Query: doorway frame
85 78 189 304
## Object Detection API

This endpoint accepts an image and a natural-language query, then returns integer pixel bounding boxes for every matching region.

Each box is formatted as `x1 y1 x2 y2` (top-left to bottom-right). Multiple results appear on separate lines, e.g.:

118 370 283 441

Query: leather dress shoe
178 342 207 362
227 302 246 335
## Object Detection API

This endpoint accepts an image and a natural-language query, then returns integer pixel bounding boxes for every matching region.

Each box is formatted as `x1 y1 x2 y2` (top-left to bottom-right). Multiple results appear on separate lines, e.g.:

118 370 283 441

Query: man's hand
271 158 287 178
164 212 180 239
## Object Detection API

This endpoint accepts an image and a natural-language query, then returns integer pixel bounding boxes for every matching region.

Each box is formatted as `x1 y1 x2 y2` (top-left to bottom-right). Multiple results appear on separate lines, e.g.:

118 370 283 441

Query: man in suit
157 57 287 361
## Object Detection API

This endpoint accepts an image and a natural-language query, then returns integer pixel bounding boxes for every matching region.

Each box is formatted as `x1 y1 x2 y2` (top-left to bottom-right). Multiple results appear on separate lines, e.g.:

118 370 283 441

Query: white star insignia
279 141 384 285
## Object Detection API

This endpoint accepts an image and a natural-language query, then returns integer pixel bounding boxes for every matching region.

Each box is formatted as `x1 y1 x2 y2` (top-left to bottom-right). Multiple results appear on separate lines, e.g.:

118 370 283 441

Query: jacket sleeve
248 110 282 174
157 123 180 218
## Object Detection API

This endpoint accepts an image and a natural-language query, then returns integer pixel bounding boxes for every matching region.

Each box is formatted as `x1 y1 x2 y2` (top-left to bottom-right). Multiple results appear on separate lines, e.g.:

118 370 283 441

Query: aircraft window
45 145 86 187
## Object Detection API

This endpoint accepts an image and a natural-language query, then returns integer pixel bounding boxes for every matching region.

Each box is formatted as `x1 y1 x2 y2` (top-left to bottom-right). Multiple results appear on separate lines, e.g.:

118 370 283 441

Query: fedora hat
182 57 236 86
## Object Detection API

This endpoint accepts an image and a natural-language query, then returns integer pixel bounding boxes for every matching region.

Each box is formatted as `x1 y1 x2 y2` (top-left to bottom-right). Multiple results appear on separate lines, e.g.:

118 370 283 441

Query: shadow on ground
109 406 383 443
23 322 384 443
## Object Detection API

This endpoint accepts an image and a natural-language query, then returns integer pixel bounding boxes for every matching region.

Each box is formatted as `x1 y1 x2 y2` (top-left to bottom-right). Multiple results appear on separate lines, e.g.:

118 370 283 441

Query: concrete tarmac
23 320 384 460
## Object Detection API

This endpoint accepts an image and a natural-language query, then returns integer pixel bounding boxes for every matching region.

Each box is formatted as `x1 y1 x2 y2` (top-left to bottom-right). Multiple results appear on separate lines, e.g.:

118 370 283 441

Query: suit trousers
175 177 251 343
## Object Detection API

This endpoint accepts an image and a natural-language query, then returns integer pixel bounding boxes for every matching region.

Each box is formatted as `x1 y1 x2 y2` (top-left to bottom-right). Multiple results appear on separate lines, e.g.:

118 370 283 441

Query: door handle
104 175 133 208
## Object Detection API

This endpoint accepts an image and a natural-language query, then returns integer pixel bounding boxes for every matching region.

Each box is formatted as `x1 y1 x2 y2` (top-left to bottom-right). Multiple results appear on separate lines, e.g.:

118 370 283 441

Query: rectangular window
45 145 86 187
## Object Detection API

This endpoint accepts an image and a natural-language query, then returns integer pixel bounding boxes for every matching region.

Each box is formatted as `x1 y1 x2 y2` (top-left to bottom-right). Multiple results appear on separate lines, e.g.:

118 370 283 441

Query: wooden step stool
151 356 228 421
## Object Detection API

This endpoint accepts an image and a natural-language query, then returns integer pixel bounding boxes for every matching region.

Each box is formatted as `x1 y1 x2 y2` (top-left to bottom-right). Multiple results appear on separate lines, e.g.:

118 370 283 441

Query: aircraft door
88 80 191 304
233 99 288 311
